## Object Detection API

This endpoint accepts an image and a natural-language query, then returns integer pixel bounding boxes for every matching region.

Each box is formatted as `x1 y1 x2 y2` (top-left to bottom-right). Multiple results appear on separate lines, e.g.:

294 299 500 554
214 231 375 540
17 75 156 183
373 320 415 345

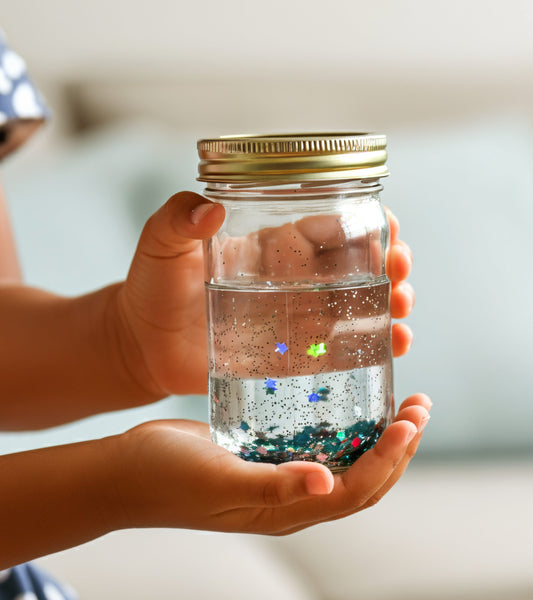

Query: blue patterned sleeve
0 29 49 160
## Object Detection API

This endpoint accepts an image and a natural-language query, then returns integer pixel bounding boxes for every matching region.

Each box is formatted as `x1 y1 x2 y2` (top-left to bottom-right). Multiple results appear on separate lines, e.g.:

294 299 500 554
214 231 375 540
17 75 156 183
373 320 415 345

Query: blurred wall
3 0 533 135
3 0 533 81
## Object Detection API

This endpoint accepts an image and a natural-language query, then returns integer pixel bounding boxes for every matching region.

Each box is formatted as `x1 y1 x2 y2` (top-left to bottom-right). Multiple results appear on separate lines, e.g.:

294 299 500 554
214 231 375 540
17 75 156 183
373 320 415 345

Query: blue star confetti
275 342 288 355
307 388 331 403
265 378 278 394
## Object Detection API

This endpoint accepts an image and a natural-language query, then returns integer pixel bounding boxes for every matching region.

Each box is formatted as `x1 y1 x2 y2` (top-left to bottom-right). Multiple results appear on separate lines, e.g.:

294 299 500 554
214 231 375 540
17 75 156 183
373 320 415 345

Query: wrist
99 283 166 406
0 438 122 567
101 426 158 531
96 433 136 532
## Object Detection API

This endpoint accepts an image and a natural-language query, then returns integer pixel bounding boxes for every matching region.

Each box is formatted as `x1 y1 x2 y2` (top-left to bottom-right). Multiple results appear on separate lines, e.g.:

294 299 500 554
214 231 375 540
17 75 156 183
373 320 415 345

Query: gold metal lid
197 133 388 183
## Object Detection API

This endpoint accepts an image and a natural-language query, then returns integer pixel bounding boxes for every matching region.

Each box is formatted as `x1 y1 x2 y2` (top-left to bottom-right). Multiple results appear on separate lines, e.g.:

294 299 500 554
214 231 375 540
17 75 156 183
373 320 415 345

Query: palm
118 393 430 534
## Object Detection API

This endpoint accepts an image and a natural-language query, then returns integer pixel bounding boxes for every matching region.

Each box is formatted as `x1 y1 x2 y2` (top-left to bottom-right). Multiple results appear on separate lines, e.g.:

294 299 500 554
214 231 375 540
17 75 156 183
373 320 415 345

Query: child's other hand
113 193 414 400
108 394 430 534
386 209 414 358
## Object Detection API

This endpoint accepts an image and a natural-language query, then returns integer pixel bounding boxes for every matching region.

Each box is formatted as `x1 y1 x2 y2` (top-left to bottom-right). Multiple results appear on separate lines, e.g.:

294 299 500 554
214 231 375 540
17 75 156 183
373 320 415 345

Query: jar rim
197 133 389 183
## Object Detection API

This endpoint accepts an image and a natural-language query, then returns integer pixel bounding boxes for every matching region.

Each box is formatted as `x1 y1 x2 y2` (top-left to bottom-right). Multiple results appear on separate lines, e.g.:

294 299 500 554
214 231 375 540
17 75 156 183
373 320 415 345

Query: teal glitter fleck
318 387 331 401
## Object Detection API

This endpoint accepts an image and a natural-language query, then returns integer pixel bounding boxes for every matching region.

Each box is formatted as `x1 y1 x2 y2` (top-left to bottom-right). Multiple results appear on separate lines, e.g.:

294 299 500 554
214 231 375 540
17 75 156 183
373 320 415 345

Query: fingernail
418 415 431 433
190 202 216 225
405 424 418 445
305 472 331 496
399 282 414 311
400 245 413 267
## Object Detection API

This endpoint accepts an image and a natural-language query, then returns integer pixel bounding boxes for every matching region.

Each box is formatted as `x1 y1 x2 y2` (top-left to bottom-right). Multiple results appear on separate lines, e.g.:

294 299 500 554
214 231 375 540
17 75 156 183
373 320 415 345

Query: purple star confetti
275 342 288 355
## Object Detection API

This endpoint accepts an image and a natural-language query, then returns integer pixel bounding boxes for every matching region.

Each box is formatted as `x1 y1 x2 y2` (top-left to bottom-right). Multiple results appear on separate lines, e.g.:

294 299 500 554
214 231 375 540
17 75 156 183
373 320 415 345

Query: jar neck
203 178 384 202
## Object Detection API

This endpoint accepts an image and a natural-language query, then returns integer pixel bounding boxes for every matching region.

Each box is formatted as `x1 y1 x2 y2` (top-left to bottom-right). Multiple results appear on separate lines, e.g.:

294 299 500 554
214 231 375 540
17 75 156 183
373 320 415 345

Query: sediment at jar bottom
209 365 393 469
211 416 387 471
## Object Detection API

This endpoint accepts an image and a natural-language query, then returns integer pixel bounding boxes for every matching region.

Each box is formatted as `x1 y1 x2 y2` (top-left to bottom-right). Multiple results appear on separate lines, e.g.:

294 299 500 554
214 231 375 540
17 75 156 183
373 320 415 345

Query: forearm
0 436 120 569
0 284 163 430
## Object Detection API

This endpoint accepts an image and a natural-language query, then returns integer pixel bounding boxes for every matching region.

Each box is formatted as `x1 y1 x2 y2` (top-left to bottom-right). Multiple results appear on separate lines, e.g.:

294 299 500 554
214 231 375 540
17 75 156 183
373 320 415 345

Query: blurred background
1 1 533 599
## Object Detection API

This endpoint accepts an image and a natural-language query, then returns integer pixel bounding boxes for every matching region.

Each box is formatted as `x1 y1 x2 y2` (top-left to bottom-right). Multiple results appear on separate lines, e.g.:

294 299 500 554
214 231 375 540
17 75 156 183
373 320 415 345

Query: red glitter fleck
351 437 361 449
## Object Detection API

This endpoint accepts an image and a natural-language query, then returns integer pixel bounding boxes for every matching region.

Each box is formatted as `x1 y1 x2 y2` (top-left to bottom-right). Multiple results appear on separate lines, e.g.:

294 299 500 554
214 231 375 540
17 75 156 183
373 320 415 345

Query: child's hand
113 193 414 399
108 394 430 534
386 208 414 358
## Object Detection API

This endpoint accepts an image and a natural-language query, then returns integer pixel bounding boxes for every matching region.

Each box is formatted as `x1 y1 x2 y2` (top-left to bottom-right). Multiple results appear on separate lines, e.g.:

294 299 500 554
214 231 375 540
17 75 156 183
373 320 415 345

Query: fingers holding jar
386 209 415 357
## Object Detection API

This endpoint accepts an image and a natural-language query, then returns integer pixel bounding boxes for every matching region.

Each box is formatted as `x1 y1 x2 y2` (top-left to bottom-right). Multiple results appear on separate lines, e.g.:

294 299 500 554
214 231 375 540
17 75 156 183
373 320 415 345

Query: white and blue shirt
0 30 48 160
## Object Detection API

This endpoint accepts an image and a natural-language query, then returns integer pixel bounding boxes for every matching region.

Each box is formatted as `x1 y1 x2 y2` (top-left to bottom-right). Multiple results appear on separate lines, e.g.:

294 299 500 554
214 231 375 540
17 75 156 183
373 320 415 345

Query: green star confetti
307 342 327 357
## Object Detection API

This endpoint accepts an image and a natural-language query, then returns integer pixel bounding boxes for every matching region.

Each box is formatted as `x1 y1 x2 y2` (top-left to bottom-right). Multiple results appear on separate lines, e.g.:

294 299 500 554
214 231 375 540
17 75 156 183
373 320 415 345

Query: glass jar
197 133 393 472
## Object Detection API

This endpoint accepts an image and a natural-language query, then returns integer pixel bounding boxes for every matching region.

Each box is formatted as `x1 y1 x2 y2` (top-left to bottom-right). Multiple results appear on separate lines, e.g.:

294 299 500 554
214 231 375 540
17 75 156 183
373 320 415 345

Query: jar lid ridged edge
197 133 388 183
198 133 386 156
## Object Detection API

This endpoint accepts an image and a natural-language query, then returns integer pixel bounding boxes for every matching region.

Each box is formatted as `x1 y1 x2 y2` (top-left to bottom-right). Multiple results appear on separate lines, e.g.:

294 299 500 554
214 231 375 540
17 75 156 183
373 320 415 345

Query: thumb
230 461 335 508
138 191 225 259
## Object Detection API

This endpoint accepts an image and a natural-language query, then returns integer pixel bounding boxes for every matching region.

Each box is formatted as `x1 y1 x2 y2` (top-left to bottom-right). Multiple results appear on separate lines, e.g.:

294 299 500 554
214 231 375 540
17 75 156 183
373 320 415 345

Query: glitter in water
307 342 327 357
275 342 288 355
317 453 328 462
351 437 361 449
240 421 250 431
336 430 346 441
207 281 392 471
